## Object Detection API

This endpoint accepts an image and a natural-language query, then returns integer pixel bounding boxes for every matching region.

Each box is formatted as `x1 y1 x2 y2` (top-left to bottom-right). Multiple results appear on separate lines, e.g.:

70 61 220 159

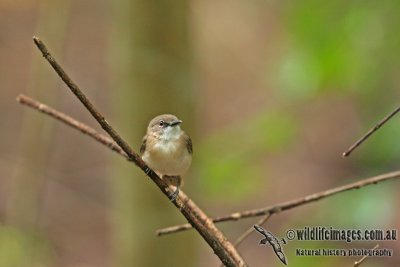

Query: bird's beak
169 119 182 127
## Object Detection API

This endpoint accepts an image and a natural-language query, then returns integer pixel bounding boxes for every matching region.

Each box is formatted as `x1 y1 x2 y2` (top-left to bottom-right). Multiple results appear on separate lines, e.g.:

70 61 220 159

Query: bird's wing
185 134 193 154
140 136 147 155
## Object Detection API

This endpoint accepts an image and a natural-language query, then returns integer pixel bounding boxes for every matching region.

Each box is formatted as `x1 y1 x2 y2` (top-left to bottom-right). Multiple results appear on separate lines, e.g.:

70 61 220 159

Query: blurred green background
1 0 399 266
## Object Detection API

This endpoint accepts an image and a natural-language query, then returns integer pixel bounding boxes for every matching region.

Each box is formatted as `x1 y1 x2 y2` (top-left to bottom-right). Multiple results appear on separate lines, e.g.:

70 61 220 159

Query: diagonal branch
29 36 247 267
156 170 400 236
342 106 400 157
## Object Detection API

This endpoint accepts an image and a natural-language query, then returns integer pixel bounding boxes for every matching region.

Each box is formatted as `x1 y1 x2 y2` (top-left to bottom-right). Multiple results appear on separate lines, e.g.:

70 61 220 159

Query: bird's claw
144 167 152 175
169 186 180 202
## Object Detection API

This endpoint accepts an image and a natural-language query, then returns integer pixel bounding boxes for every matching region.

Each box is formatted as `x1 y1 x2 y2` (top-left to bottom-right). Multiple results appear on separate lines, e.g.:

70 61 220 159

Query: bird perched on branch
140 114 193 201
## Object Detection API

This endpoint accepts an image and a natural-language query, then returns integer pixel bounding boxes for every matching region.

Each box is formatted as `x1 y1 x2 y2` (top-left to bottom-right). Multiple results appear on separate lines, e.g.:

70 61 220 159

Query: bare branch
17 94 127 158
157 171 400 236
343 106 400 157
353 244 379 266
30 36 247 267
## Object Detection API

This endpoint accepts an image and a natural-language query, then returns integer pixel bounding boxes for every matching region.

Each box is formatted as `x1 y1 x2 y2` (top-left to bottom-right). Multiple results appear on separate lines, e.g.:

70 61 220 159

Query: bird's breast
142 137 192 176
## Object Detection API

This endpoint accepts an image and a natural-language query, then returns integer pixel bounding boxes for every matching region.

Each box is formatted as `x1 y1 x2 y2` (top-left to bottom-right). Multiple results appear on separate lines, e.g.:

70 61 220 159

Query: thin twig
157 171 400 236
342 106 400 157
30 36 247 267
353 244 379 266
234 214 272 247
17 94 127 158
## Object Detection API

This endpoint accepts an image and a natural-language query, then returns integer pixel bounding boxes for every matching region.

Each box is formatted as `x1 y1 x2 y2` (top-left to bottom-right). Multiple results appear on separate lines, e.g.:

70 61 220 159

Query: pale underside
142 127 192 177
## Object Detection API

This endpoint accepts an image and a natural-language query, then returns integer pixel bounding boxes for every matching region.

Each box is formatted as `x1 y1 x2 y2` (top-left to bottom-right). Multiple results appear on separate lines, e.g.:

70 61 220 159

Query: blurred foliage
280 1 400 98
198 111 297 199
0 226 53 267
274 0 400 169
313 183 396 226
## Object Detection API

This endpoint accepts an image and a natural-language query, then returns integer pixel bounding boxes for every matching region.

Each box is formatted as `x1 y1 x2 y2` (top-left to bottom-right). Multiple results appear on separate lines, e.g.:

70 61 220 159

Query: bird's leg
163 175 181 202
162 175 181 186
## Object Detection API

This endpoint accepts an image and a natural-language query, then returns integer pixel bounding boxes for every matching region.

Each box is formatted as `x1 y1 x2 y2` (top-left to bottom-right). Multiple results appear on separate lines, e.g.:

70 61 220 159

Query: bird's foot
144 167 152 175
163 175 181 187
169 186 180 202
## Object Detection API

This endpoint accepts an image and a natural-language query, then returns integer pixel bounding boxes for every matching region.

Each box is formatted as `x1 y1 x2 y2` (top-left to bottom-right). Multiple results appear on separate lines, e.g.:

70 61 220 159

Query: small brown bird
140 114 193 200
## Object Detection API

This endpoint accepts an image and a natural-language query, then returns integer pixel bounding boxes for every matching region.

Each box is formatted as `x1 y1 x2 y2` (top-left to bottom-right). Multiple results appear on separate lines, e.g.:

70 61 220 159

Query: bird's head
147 114 183 141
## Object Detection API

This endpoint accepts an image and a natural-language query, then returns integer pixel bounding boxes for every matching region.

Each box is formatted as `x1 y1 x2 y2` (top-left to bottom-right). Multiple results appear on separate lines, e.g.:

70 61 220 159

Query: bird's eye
159 120 164 127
